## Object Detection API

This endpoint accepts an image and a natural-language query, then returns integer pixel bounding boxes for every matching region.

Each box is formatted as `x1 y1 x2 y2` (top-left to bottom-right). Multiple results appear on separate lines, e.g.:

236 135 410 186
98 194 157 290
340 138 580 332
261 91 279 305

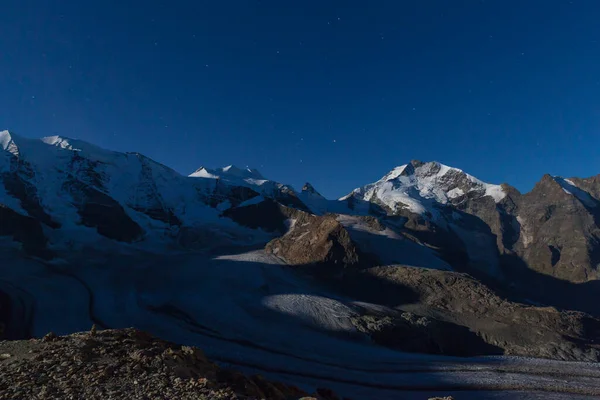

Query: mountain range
2 129 600 399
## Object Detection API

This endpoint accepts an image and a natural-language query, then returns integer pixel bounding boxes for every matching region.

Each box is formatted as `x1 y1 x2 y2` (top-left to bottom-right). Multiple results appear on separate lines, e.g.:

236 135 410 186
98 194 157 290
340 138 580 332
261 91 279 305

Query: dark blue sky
1 1 599 198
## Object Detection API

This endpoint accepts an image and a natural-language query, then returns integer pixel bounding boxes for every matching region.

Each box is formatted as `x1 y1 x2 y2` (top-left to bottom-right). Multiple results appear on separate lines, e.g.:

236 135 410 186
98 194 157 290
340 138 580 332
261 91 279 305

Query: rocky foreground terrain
0 327 342 400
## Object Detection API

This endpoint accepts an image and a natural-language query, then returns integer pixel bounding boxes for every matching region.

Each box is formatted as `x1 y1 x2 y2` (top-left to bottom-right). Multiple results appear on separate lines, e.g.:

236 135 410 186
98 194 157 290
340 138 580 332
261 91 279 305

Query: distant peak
189 166 219 179
302 182 323 197
189 164 264 180
39 135 114 157
0 130 19 155
219 165 264 180
41 135 81 151
382 165 408 181
383 161 451 181
0 130 13 146
346 160 507 215
221 165 237 173
550 176 597 207
409 159 425 168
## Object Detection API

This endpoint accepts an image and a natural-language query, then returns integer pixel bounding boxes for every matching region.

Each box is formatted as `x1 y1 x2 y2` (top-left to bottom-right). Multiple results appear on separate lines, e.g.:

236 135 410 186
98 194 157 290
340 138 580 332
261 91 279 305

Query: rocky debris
347 266 600 361
351 312 501 357
0 328 340 400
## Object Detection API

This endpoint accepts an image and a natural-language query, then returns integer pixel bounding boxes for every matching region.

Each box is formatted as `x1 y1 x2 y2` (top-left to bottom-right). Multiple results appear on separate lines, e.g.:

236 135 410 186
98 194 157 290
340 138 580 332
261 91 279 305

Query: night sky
1 1 599 198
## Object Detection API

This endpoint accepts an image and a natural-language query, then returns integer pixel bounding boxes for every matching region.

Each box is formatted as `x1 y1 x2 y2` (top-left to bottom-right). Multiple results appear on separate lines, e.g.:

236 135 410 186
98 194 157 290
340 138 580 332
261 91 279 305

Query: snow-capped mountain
189 164 310 212
341 160 506 217
190 165 265 181
0 130 276 250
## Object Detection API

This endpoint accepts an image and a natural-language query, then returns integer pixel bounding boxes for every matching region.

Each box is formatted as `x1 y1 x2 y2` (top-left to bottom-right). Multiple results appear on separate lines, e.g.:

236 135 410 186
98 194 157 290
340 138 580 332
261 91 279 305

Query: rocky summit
3 131 600 399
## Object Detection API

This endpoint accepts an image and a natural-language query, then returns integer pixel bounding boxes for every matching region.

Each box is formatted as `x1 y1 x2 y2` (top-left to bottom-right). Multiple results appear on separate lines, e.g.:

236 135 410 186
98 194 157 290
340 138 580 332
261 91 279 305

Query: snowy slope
342 161 506 217
0 131 272 249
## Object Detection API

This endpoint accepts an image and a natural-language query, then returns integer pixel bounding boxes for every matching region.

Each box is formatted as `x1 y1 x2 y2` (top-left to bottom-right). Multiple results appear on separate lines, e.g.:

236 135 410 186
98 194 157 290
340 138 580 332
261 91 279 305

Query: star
333 139 337 143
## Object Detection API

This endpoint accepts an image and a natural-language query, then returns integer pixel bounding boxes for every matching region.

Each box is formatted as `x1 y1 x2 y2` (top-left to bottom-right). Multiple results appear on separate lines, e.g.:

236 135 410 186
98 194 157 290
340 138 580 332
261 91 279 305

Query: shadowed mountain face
3 130 600 375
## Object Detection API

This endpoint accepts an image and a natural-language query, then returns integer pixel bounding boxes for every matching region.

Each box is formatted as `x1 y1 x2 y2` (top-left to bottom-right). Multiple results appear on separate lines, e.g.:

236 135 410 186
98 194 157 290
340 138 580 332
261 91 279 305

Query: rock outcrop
265 209 363 271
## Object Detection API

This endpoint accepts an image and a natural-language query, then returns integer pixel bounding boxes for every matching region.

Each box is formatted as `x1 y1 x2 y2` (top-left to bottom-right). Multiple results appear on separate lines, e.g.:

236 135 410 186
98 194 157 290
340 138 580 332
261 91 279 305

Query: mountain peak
189 165 265 181
189 166 218 179
0 130 20 156
344 160 506 216
302 182 323 197
220 165 264 180
409 159 426 168
41 135 80 151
